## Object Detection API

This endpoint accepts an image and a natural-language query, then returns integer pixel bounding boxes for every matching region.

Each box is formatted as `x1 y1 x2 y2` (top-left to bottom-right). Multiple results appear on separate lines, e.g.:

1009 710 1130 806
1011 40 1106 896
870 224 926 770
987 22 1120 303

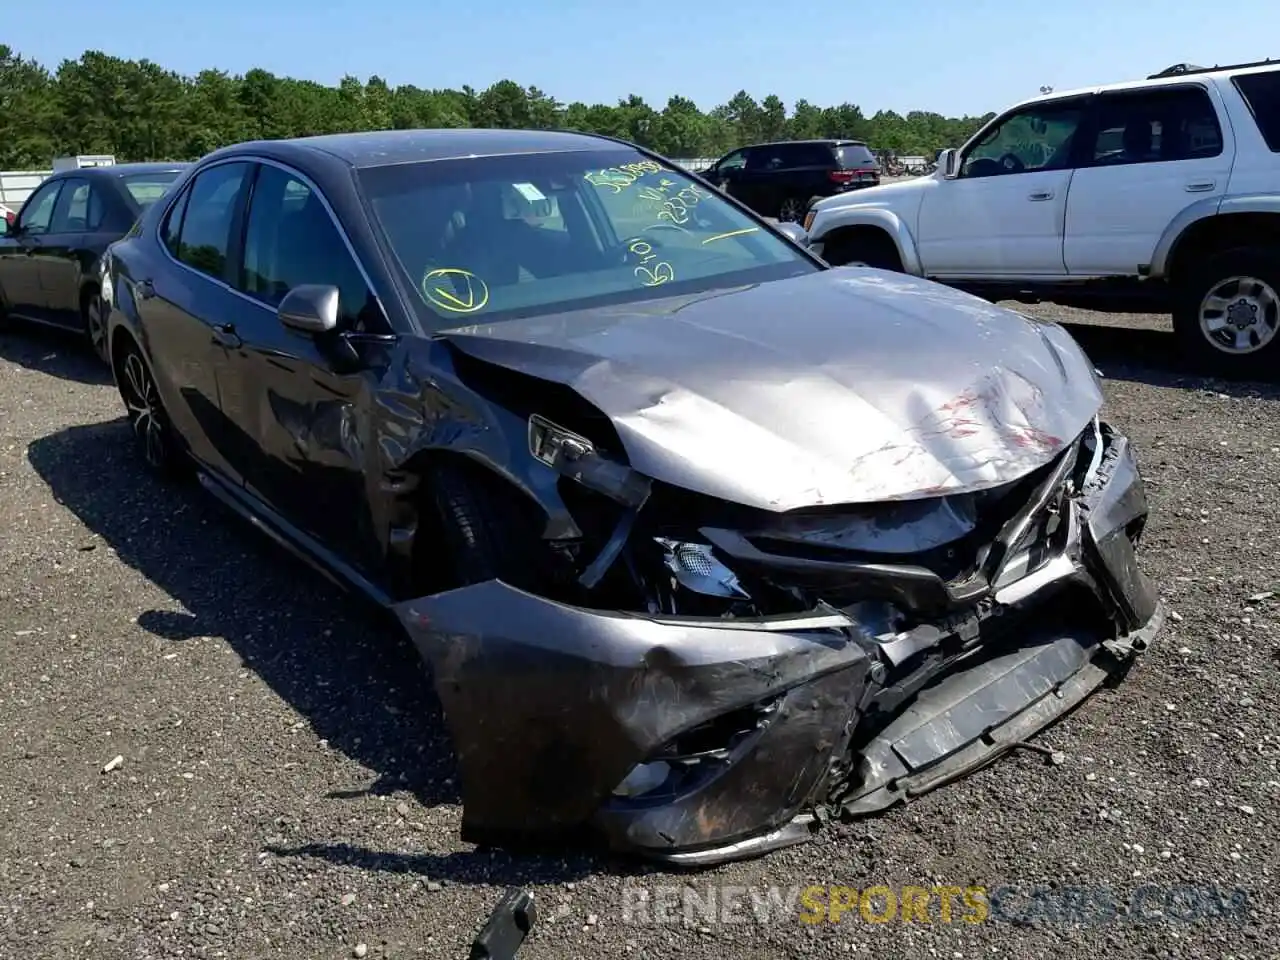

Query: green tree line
1 44 996 170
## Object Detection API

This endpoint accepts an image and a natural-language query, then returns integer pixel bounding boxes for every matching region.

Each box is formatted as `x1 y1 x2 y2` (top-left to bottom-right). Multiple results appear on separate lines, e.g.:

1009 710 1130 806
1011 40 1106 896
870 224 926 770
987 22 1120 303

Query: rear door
741 143 818 216
0 179 63 321
1064 84 1233 275
141 161 256 484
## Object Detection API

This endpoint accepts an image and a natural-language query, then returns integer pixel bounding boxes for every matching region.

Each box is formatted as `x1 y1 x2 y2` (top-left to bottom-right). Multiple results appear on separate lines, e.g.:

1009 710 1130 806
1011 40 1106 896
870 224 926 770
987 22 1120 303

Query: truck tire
1173 246 1280 378
821 230 903 271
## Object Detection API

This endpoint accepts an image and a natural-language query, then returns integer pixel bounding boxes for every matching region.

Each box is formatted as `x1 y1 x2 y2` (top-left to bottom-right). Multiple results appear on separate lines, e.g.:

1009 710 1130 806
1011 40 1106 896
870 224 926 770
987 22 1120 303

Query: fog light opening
612 761 672 798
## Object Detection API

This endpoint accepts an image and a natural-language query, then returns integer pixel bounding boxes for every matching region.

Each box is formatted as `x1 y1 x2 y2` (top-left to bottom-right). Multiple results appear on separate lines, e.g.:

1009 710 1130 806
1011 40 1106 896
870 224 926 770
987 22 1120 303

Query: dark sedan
102 128 1162 865
0 162 187 361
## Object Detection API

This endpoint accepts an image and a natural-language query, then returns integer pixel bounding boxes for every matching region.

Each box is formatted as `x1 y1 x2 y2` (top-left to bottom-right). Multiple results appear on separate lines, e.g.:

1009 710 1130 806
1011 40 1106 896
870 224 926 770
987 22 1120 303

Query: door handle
1185 181 1216 192
135 278 155 300
1028 191 1054 201
211 323 242 348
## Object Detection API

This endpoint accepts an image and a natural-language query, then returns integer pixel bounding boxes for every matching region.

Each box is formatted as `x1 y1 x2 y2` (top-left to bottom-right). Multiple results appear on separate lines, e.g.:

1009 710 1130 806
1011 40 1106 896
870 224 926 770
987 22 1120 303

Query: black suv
699 139 880 222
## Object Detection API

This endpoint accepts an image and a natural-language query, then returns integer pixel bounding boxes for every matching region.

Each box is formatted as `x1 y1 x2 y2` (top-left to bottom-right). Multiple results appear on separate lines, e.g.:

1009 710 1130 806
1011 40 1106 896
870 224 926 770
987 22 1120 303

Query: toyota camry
101 128 1163 866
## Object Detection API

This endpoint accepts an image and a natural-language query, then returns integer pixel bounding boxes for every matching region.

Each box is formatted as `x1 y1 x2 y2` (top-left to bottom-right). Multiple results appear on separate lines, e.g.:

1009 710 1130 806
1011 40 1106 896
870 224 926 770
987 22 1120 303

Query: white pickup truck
804 60 1280 376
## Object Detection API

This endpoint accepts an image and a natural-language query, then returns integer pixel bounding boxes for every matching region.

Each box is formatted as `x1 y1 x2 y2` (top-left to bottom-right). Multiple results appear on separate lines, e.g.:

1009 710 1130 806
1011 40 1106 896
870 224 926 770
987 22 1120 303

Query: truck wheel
420 460 549 593
1173 246 1280 378
821 231 903 271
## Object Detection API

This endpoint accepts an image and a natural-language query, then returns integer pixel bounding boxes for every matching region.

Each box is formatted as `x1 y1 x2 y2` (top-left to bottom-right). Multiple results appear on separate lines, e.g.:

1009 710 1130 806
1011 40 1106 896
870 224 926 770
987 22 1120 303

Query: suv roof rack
1148 58 1277 79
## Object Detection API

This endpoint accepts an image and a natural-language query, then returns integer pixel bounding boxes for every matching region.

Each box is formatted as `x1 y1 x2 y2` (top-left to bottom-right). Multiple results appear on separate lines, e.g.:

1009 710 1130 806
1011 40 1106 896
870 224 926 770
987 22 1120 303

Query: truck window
1232 69 1280 152
1088 86 1223 165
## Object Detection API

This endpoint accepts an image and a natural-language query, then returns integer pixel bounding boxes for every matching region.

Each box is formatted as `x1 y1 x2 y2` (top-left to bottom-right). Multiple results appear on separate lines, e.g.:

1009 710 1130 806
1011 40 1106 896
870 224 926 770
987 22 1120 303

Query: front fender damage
393 420 1163 866
389 335 1162 865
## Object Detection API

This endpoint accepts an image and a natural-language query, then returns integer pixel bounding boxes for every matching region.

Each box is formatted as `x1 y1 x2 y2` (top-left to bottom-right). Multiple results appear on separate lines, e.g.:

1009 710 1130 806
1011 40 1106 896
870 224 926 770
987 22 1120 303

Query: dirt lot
1 307 1277 959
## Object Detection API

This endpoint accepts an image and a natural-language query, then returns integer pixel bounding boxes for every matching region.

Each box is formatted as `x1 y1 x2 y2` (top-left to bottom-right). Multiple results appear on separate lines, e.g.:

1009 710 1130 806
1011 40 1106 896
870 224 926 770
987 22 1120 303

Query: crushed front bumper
394 423 1161 866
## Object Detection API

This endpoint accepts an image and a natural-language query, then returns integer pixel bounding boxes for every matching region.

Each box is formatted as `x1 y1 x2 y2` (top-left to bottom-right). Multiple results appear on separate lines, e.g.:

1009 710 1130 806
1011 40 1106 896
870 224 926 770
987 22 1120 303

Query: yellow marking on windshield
701 227 759 244
422 267 489 313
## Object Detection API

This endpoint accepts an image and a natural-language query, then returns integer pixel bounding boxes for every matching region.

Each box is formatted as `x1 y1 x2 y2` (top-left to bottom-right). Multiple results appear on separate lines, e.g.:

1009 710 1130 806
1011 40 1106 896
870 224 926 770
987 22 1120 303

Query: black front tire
421 461 551 593
1173 245 1280 379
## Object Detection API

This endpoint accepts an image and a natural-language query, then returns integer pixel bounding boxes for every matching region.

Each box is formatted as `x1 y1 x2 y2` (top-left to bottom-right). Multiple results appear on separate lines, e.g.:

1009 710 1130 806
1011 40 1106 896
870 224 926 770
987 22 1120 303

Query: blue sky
8 0 1279 117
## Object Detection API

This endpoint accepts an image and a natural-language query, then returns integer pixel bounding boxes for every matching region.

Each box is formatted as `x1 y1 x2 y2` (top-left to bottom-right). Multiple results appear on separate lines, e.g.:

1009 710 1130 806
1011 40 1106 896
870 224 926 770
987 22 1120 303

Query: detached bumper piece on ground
397 416 1161 866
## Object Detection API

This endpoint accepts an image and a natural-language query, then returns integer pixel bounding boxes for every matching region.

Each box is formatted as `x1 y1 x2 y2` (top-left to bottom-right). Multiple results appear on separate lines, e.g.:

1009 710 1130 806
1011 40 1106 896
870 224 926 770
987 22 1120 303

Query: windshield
358 148 817 327
122 171 182 210
838 144 877 167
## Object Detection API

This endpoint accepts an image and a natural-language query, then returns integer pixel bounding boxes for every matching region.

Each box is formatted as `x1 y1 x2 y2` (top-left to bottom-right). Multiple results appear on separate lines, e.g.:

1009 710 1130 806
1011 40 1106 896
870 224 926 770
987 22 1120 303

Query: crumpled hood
437 269 1102 511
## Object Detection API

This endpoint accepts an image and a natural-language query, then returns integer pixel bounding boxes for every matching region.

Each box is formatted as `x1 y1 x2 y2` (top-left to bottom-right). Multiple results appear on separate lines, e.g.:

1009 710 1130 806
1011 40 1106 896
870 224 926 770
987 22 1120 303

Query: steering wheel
997 153 1026 174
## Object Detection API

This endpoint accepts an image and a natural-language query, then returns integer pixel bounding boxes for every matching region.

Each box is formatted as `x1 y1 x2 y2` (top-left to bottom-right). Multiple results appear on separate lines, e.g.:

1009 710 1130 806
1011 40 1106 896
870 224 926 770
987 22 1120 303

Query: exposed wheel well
400 450 555 596
109 326 139 383
818 225 904 269
79 281 100 318
1167 213 1280 283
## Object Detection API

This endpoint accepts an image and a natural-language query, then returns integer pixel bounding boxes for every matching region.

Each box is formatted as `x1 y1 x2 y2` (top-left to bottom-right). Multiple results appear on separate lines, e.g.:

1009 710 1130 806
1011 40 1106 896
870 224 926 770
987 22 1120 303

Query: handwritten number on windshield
583 160 665 193
626 238 674 287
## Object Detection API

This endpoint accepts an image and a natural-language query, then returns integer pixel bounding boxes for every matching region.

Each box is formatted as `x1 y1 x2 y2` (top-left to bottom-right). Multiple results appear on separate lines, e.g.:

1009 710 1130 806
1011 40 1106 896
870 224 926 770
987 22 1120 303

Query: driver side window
716 149 749 172
961 100 1088 178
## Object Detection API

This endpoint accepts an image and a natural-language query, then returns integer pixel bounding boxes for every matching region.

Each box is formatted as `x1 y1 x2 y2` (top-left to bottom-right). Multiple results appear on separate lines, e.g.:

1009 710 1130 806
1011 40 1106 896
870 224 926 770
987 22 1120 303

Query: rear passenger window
238 164 384 332
160 188 189 254
50 179 106 232
173 162 251 280
1089 87 1223 165
1233 70 1280 152
749 143 827 170
791 143 836 167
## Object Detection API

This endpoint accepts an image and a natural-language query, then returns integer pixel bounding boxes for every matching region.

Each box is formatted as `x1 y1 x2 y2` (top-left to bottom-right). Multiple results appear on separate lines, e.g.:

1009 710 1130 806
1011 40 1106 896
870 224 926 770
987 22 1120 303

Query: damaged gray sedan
102 128 1162 867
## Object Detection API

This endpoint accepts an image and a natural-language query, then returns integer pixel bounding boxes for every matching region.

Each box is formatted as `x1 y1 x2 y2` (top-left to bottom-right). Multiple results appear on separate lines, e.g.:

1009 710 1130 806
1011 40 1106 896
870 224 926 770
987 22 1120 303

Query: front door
1064 84 1234 276
221 162 390 575
141 160 256 484
0 179 64 321
916 96 1092 278
707 148 751 205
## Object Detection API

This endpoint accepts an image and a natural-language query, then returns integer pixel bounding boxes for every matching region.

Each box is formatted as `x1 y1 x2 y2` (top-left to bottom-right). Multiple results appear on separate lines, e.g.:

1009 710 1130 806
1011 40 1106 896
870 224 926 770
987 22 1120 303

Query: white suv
804 60 1280 376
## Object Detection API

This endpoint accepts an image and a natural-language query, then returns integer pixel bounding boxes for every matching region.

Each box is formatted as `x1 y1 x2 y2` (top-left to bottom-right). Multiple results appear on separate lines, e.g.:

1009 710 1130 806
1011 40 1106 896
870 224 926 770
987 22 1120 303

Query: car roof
746 139 868 149
47 162 189 181
215 128 623 170
104 162 191 176
1002 61 1280 115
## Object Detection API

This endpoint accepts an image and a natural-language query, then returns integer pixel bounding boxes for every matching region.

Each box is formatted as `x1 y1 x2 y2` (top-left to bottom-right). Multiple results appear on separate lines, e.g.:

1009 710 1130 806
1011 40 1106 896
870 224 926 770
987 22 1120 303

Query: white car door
916 96 1092 278
1063 84 1234 276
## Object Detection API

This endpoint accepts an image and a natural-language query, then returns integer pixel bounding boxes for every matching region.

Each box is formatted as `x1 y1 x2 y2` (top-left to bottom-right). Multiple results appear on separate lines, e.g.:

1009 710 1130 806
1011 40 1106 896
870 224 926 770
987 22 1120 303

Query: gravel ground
1 307 1277 960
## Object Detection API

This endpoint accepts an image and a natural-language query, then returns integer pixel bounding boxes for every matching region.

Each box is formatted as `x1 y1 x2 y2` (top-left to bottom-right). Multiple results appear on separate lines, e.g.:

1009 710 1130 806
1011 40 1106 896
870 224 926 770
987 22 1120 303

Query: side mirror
775 221 808 245
278 284 340 334
938 148 961 179
2 219 17 238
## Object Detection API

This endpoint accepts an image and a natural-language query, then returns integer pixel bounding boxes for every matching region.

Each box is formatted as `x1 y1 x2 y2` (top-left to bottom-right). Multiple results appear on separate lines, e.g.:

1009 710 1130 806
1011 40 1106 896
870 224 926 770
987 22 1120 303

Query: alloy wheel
779 198 805 222
119 350 168 469
1198 275 1280 354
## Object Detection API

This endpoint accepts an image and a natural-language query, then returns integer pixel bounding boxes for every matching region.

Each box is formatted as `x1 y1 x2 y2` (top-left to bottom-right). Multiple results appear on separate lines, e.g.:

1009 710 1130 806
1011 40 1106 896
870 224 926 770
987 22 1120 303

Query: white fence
0 170 50 208
1 156 717 211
